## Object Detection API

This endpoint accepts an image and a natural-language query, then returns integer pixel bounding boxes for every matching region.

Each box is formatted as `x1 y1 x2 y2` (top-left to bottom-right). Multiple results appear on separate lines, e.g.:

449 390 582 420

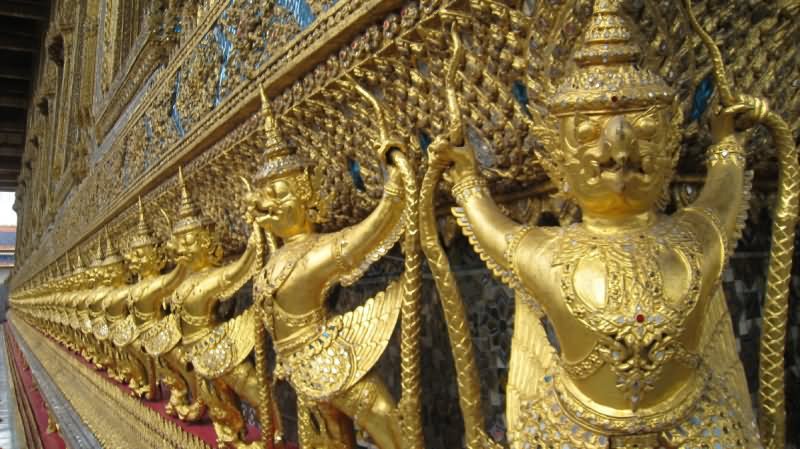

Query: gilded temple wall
8 0 800 447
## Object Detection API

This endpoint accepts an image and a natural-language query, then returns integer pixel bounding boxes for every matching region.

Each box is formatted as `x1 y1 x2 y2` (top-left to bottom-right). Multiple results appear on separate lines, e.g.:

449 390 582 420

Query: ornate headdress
172 167 212 235
73 249 86 274
129 197 158 249
90 238 105 268
550 0 674 115
64 252 72 274
253 87 310 185
102 228 124 265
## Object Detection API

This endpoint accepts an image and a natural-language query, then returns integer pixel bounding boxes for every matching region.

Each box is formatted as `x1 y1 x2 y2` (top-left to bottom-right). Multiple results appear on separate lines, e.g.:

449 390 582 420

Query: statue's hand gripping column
428 1 784 447
248 86 420 449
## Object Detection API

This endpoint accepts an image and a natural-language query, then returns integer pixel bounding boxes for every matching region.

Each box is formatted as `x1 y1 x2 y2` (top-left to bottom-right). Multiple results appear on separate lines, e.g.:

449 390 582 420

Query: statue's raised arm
246 87 421 449
429 1 797 448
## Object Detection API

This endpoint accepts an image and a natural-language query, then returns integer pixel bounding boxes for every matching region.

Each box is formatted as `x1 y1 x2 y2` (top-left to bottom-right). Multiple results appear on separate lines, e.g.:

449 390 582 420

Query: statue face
169 227 219 270
124 244 162 277
253 176 311 239
84 268 100 286
101 262 126 286
557 106 675 217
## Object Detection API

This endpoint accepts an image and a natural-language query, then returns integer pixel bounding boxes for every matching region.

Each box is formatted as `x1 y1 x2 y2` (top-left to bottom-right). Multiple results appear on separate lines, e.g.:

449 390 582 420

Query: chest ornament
554 221 704 409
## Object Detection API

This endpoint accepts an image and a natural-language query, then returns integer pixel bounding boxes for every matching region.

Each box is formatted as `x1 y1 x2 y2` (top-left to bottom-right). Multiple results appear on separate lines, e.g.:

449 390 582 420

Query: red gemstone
635 314 645 323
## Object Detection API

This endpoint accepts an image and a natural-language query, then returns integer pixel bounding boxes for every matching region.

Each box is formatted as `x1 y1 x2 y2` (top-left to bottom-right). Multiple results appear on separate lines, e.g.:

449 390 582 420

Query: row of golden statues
10 1 798 448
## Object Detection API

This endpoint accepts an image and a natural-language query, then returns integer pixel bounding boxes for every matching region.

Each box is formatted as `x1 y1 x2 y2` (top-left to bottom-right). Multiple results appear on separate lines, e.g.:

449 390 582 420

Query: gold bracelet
452 174 489 206
707 139 746 167
333 234 350 273
504 225 533 279
383 182 403 198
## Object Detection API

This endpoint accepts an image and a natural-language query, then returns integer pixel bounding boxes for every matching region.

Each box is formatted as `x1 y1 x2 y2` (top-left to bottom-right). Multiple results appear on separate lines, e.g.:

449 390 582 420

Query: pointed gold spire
260 86 285 154
91 237 104 267
550 0 673 115
176 167 196 220
103 227 123 264
253 87 309 185
74 249 85 272
171 166 209 234
130 196 157 249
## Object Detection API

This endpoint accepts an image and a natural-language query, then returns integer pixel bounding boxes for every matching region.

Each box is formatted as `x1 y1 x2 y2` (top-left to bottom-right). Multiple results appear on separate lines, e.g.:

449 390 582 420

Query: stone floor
0 330 19 449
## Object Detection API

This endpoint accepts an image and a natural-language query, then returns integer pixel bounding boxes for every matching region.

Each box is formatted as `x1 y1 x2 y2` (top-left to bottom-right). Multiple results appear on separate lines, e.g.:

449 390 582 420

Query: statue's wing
92 316 110 341
335 280 403 385
697 288 754 419
633 1 800 161
111 314 139 348
505 301 559 429
141 314 182 356
190 308 256 379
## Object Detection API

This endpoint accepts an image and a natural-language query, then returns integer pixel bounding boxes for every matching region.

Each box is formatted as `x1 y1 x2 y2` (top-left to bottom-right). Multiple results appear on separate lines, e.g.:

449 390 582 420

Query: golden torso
255 234 331 344
104 287 129 321
130 275 167 326
173 269 217 339
516 211 724 413
88 285 111 317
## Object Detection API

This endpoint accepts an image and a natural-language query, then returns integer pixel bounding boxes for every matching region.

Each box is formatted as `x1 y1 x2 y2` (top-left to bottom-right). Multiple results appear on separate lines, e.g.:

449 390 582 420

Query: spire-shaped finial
74 249 85 272
260 85 288 157
253 88 309 185
172 166 209 234
104 228 115 255
91 237 105 267
102 227 124 265
176 166 197 221
550 0 674 115
573 0 638 66
130 196 157 249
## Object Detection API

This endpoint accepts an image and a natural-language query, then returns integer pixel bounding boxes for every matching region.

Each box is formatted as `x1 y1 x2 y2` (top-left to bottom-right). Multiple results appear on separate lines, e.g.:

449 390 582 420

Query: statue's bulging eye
575 119 600 143
635 117 657 139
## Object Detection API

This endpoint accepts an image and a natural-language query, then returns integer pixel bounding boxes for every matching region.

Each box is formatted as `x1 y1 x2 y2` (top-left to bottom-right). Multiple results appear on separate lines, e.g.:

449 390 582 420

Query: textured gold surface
425 0 796 447
10 312 211 449
7 0 799 447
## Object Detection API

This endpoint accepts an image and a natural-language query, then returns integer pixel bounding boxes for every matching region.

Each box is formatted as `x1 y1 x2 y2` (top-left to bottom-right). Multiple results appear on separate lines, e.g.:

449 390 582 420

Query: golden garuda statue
245 86 423 449
86 241 128 380
71 251 96 361
111 198 172 401
97 225 156 400
427 0 797 448
142 166 266 447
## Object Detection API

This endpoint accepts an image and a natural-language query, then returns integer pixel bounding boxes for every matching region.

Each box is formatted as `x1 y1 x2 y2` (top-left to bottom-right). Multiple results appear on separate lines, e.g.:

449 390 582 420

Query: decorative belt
555 365 710 435
274 324 328 356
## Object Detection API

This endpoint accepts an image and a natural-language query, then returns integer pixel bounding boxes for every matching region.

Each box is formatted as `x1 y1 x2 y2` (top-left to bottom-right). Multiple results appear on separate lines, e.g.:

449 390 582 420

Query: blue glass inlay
277 0 316 29
121 146 131 186
143 116 154 143
143 116 155 169
170 71 185 137
418 131 431 154
347 158 366 191
212 23 234 106
690 76 714 122
512 80 530 114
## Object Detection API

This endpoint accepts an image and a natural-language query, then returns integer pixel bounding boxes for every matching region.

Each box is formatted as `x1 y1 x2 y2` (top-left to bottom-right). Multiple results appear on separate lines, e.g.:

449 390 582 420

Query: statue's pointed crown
102 228 124 265
550 0 673 115
130 196 157 249
253 87 310 185
172 167 211 234
90 238 104 267
73 249 86 273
